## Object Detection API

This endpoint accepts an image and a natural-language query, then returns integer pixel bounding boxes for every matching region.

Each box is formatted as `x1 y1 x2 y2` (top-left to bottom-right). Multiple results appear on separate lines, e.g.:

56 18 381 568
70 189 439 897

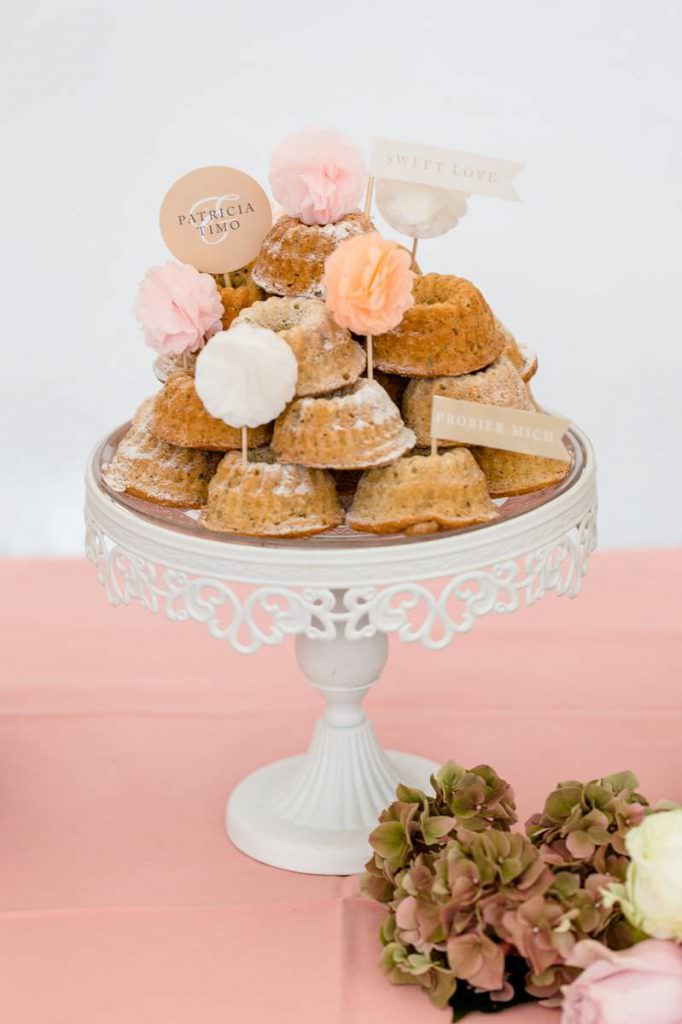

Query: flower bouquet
362 763 682 1021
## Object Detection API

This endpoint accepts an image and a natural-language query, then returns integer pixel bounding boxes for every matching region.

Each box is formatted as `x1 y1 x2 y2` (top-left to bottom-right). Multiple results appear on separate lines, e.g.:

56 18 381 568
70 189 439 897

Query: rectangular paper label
369 137 523 201
430 397 571 460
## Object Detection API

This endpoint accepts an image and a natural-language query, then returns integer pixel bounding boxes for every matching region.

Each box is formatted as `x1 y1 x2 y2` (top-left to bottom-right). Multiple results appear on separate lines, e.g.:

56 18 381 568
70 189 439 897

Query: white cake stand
85 426 597 875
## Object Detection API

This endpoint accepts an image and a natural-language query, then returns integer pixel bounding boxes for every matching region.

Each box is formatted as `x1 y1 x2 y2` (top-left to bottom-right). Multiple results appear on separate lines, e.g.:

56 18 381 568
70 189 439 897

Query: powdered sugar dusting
295 379 401 427
265 462 315 496
102 397 217 504
318 216 366 242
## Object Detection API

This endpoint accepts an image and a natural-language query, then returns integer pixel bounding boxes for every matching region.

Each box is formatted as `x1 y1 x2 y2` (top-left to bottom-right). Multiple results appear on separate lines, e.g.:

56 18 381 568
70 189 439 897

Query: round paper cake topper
160 166 272 274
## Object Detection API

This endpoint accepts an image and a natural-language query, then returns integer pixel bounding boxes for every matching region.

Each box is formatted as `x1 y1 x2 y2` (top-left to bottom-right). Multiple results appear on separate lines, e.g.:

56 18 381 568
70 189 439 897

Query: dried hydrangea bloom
362 765 648 1014
366 760 518 876
526 771 649 876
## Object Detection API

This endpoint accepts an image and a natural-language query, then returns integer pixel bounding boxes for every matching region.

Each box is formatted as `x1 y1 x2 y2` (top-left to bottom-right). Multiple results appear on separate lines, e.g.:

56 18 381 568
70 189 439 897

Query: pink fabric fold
0 552 680 1022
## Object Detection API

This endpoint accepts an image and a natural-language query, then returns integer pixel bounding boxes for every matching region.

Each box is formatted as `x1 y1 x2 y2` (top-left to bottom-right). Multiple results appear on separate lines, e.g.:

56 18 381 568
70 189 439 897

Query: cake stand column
226 589 439 875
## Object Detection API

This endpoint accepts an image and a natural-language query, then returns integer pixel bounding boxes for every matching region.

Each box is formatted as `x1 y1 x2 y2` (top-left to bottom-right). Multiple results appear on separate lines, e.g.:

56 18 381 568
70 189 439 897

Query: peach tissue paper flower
269 129 366 226
323 232 414 336
560 939 682 1024
135 262 224 355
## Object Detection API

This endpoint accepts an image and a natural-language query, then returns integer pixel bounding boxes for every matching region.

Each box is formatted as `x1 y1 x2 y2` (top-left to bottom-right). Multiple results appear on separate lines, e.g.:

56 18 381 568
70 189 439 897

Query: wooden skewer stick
366 335 373 380
410 237 418 269
430 434 438 457
241 426 248 467
364 176 375 219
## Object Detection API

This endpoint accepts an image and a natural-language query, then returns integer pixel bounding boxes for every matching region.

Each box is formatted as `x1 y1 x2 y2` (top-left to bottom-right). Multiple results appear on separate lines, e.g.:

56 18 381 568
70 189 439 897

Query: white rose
605 809 682 941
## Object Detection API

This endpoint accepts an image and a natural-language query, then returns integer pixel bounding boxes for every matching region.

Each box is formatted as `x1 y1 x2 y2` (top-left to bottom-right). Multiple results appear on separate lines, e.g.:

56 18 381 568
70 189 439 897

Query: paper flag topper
430 397 571 461
369 138 523 201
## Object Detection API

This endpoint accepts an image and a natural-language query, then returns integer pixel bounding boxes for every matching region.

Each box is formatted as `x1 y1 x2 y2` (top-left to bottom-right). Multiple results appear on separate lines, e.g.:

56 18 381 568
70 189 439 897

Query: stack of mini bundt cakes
106 129 571 538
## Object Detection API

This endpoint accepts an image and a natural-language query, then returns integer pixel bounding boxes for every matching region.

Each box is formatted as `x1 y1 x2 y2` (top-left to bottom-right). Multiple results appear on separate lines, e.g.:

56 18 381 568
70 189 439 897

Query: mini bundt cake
272 378 416 469
252 212 374 299
372 274 503 377
102 398 220 508
472 446 571 497
153 350 197 383
347 449 499 535
216 261 264 329
200 450 343 537
494 318 538 383
403 355 534 447
235 296 365 396
151 372 272 451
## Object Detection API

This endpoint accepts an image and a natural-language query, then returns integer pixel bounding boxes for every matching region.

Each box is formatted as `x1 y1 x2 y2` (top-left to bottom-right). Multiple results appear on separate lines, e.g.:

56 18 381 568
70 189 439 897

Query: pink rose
135 261 223 355
323 232 414 336
561 939 682 1024
269 129 366 226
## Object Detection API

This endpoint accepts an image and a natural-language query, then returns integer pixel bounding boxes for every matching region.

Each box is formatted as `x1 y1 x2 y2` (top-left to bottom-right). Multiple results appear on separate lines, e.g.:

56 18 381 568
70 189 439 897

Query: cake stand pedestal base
226 625 439 874
227 750 437 875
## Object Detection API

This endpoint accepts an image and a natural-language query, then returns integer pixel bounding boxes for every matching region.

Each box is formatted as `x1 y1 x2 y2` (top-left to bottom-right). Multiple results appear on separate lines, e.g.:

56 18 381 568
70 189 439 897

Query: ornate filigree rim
85 505 597 654
85 423 597 651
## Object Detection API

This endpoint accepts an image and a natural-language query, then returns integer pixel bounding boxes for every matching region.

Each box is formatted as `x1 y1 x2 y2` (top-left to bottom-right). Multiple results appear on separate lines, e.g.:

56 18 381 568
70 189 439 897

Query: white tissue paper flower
376 180 468 239
195 322 298 428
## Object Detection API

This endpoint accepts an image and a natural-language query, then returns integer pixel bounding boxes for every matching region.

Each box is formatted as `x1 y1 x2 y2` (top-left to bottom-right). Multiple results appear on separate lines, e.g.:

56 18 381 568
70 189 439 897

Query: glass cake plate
95 422 586 550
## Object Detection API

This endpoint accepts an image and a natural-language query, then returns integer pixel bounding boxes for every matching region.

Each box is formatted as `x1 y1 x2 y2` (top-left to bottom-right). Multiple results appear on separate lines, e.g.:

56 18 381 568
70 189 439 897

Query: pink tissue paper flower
323 232 414 336
269 129 366 226
561 939 682 1024
135 262 224 356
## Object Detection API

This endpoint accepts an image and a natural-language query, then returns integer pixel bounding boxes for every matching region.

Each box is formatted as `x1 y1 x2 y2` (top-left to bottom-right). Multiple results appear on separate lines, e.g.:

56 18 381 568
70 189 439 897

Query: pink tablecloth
1 552 681 1023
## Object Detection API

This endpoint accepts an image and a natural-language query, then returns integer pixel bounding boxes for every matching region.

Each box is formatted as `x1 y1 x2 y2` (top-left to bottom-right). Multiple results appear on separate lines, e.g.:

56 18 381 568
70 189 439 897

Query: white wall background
2 0 681 555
